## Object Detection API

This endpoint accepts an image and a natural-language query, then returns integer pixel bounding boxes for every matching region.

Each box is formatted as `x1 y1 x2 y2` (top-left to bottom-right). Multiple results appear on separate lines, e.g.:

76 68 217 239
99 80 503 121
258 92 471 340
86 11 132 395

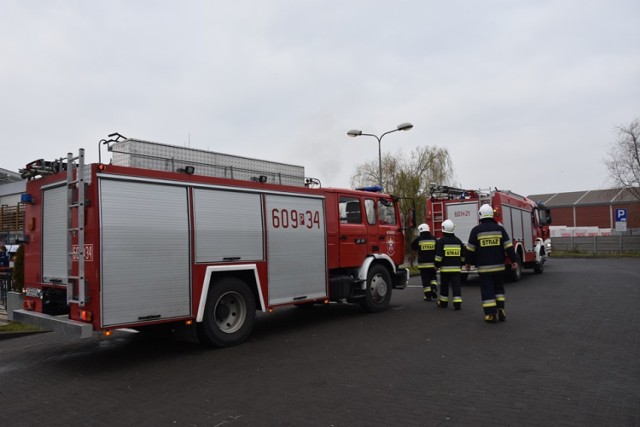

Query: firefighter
434 219 465 310
466 204 518 323
0 245 9 269
411 223 438 301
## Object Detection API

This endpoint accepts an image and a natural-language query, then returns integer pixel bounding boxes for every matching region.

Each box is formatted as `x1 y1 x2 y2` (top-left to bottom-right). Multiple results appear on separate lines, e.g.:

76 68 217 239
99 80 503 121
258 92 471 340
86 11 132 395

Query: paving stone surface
0 258 638 426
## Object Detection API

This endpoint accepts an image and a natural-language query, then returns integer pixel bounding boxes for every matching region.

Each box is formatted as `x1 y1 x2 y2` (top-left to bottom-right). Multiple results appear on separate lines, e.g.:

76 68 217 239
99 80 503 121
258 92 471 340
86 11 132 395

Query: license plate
24 287 42 298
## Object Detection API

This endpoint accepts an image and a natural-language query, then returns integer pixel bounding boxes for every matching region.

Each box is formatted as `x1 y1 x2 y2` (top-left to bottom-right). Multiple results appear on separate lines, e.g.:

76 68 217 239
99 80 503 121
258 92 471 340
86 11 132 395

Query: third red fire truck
425 185 552 281
13 137 415 347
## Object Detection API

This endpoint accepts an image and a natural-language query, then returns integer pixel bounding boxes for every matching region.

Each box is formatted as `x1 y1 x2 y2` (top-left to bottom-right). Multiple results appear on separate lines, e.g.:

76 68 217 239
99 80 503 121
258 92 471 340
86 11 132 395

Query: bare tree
351 145 455 264
351 145 455 207
605 118 640 200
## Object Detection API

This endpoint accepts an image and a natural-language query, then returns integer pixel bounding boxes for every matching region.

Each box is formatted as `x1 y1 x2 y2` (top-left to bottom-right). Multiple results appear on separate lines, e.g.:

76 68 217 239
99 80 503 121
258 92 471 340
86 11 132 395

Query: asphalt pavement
0 258 639 426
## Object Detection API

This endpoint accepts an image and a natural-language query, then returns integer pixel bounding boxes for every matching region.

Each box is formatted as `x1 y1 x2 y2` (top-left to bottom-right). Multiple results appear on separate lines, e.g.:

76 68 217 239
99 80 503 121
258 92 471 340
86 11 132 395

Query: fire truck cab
426 186 551 281
13 141 415 347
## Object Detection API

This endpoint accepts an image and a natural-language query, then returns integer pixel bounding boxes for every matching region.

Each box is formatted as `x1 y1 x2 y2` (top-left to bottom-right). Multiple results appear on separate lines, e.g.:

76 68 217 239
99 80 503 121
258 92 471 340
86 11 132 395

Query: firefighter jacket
411 231 437 269
0 249 8 268
435 233 466 273
466 219 517 274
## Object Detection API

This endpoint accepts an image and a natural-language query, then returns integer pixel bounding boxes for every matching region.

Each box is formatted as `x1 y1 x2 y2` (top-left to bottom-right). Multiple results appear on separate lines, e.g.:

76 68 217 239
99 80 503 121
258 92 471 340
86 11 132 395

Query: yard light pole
347 122 413 188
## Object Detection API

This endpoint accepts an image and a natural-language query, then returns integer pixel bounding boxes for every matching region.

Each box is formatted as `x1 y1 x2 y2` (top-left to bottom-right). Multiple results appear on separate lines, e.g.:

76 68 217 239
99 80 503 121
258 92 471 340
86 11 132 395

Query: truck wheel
509 254 522 282
197 277 256 347
360 264 393 313
533 260 544 274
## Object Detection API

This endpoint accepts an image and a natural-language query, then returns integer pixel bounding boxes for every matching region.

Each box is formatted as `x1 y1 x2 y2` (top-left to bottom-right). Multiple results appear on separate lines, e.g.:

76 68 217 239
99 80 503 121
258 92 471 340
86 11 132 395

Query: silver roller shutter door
265 194 327 305
100 179 191 326
42 185 67 283
193 188 264 263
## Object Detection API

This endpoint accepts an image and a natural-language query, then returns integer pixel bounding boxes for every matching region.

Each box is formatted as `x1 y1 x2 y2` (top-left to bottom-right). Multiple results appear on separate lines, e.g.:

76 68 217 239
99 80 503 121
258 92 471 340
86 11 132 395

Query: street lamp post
347 122 413 188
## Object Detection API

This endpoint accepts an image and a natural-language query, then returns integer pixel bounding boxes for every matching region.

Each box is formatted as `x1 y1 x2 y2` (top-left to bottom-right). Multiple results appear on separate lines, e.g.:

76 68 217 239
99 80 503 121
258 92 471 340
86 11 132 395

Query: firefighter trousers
419 267 438 300
478 273 505 315
438 272 462 308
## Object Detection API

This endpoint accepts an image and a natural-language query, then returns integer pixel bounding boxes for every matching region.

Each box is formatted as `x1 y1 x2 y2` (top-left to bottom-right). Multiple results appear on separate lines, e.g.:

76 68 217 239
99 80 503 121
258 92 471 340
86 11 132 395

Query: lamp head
397 122 413 131
347 129 362 137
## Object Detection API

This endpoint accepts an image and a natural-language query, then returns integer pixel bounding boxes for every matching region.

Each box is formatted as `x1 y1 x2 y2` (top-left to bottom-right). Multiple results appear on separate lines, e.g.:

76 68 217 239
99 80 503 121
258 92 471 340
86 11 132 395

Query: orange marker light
185 320 193 326
79 310 92 322
104 329 113 337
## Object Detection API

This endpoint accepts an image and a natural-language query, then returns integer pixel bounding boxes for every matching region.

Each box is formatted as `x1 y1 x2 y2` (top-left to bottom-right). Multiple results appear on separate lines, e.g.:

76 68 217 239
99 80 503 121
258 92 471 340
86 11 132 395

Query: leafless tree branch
605 118 640 200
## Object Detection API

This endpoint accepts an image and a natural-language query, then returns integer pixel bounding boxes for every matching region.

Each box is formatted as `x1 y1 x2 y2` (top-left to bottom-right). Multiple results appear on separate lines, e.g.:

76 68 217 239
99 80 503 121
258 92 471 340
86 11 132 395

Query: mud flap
392 267 409 289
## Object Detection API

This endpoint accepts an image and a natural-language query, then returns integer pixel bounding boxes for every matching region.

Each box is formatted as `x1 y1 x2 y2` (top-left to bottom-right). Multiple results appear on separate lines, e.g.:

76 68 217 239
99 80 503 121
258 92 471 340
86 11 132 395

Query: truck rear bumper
13 309 94 339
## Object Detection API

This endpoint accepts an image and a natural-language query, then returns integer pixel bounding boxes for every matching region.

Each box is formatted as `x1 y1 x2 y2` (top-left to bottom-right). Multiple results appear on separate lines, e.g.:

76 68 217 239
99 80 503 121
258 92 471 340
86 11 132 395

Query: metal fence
551 235 640 255
0 272 11 308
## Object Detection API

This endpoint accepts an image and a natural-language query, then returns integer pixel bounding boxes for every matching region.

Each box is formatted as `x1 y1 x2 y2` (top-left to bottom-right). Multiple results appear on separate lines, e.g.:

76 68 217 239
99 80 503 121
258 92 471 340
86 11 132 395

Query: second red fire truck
13 138 415 347
425 185 552 281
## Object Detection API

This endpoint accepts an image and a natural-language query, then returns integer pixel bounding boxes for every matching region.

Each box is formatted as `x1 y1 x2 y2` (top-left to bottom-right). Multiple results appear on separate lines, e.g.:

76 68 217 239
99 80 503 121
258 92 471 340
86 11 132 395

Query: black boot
453 302 461 311
430 285 438 300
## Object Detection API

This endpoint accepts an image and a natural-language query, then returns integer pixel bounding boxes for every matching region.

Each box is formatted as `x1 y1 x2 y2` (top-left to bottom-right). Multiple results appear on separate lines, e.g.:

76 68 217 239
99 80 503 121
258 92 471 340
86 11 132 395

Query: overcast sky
1 0 639 196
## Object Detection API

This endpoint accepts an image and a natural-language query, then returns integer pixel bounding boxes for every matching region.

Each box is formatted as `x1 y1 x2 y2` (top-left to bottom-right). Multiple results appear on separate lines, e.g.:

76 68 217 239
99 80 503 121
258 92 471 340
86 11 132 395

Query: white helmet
479 204 494 219
418 223 430 233
442 219 455 233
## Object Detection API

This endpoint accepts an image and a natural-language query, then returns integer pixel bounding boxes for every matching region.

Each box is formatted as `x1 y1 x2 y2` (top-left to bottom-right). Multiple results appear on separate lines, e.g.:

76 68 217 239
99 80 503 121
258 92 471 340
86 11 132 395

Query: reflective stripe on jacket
466 219 516 273
412 232 437 269
435 233 465 273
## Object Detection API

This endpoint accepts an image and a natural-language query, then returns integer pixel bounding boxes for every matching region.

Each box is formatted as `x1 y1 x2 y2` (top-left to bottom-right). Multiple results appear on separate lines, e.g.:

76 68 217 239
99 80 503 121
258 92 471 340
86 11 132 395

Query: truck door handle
379 235 385 240
340 235 348 240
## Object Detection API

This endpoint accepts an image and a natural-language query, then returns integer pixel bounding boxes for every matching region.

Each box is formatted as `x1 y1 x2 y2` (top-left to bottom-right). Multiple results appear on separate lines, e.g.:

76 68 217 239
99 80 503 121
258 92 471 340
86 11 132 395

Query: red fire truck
425 186 551 281
13 141 414 347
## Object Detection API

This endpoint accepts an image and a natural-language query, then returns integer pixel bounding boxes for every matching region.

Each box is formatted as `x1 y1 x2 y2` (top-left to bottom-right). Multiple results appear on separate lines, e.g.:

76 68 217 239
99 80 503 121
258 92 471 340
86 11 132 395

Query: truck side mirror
406 208 416 229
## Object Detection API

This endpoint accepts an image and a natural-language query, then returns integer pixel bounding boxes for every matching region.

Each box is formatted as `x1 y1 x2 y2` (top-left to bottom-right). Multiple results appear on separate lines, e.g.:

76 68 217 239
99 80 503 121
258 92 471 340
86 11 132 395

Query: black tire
197 277 256 348
360 264 393 313
533 260 544 274
508 254 522 282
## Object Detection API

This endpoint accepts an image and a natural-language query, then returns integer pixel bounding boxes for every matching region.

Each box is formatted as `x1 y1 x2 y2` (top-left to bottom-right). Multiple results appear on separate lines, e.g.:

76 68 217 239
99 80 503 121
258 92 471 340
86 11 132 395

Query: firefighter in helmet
411 223 438 301
434 219 465 310
466 204 518 323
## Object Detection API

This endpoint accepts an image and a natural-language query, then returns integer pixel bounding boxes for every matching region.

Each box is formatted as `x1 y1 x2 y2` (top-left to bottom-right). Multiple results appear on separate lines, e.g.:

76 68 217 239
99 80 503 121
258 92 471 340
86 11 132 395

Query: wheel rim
214 291 247 334
369 273 389 302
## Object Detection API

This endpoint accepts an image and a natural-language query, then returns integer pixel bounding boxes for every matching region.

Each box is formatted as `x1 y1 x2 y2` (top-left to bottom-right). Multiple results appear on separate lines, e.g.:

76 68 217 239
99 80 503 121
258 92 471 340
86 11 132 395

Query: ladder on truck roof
429 185 465 234
478 188 492 207
19 158 68 179
431 200 444 234
66 150 87 307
